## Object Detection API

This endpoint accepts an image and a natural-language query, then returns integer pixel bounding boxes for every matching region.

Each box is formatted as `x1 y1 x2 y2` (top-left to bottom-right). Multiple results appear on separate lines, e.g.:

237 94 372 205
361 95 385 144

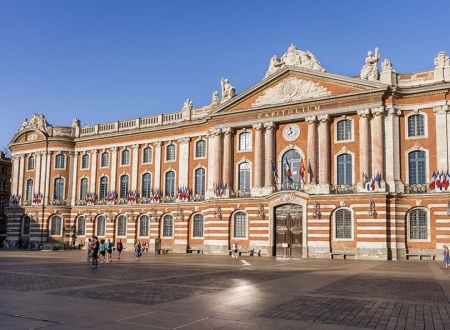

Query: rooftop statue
182 98 193 112
434 51 450 68
360 48 380 81
265 43 325 78
220 77 235 103
18 113 49 132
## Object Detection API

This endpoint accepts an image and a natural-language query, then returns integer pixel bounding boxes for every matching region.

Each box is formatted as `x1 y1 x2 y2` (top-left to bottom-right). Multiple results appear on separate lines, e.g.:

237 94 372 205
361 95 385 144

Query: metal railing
276 181 304 192
330 185 357 194
404 184 429 194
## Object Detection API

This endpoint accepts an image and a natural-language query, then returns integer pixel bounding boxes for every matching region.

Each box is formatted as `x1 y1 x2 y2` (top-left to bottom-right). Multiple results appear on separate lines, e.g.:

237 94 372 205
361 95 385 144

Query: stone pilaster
44 151 51 204
263 122 275 194
178 137 190 188
371 106 385 181
69 151 78 206
384 106 403 193
317 114 330 193
17 155 24 199
131 144 139 191
252 123 264 196
358 109 371 187
206 128 222 198
11 155 19 196
306 115 318 185
153 142 162 191
434 104 450 171
110 147 118 193
222 127 234 195
89 150 97 194
34 152 42 194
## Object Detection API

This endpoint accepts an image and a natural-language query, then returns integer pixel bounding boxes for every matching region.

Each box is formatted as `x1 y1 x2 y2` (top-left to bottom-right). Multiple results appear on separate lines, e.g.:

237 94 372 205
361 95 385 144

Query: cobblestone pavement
0 251 449 329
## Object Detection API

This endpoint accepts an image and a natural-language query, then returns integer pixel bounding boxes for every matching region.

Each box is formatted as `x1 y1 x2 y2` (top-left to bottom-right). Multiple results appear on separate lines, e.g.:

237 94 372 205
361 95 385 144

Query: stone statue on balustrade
182 98 193 112
360 48 380 81
220 78 235 103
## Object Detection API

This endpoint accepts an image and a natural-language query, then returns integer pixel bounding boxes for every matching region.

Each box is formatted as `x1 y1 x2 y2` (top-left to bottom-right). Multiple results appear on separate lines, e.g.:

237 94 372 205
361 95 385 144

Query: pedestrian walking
99 239 106 263
116 239 123 260
106 239 113 263
91 236 99 268
444 245 450 268
135 241 142 260
86 238 92 262
231 243 239 258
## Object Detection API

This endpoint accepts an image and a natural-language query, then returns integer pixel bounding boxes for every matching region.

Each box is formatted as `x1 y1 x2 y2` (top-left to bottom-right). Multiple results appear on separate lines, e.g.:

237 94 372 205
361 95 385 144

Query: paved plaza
0 252 450 329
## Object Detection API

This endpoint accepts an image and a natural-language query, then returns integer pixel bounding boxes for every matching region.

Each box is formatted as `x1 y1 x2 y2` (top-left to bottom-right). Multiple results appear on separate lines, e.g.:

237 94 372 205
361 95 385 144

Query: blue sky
0 0 449 151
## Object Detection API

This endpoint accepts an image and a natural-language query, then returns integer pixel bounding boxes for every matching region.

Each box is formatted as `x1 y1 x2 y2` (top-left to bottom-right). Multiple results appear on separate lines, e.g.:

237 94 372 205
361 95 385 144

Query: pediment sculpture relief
18 113 49 132
251 77 331 108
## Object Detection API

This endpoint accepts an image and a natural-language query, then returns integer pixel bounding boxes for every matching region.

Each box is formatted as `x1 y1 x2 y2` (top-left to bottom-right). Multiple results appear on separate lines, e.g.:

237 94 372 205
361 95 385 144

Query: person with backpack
106 239 113 263
116 239 123 260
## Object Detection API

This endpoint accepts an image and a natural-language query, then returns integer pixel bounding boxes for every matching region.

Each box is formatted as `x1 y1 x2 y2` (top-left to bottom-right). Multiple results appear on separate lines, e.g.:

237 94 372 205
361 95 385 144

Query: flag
284 160 293 183
300 158 306 182
429 171 436 190
271 160 278 178
307 159 314 184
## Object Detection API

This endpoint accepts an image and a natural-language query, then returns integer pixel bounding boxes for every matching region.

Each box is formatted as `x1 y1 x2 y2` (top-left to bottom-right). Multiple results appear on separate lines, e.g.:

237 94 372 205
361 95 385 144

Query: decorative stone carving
222 127 234 135
357 109 371 118
434 51 450 69
263 121 276 130
212 91 219 103
182 99 193 112
360 48 380 81
220 78 235 103
281 193 295 202
371 106 385 116
178 137 190 144
252 123 264 131
18 114 49 132
385 106 401 117
317 114 330 123
305 115 317 124
265 43 325 77
381 59 393 72
72 118 81 128
252 77 330 108
433 104 450 115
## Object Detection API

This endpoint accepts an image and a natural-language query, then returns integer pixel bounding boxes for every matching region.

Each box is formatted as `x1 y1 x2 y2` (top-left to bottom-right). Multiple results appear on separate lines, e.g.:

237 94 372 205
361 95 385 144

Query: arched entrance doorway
274 204 303 257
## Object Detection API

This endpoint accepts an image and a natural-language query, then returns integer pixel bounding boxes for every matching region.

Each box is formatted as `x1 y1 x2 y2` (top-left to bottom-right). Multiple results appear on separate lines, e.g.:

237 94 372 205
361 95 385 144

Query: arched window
28 156 35 170
166 144 176 161
139 215 149 237
162 214 173 237
337 154 352 185
233 212 247 238
101 152 109 167
195 140 206 158
408 114 425 137
26 179 33 202
141 173 151 198
50 215 62 236
120 175 129 198
165 171 175 196
238 163 251 191
96 215 106 236
408 150 426 184
55 154 65 169
238 132 251 151
409 209 428 240
337 119 352 141
121 149 130 165
117 215 127 236
194 168 206 196
192 214 204 238
143 147 152 163
99 176 108 200
281 150 301 187
53 178 64 200
335 209 352 239
77 215 85 236
22 215 31 236
80 178 88 200
81 154 89 169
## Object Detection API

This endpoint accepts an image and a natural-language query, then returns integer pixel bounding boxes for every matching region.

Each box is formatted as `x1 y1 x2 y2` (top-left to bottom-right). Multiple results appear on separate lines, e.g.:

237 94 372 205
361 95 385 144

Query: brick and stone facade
5 44 450 260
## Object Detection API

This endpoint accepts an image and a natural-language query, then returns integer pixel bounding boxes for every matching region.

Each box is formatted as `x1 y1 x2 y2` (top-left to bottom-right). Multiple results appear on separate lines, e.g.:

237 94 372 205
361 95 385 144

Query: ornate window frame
138 214 150 238
53 176 65 200
333 149 355 185
231 210 248 240
163 169 176 197
27 155 35 171
49 215 63 237
161 213 174 238
142 146 153 164
80 153 90 170
76 215 86 236
95 215 106 237
116 214 127 238
120 148 130 166
191 213 204 239
405 146 429 185
194 138 207 159
54 153 66 170
235 158 252 192
100 151 110 168
192 165 206 197
405 110 428 140
140 172 152 198
406 207 431 242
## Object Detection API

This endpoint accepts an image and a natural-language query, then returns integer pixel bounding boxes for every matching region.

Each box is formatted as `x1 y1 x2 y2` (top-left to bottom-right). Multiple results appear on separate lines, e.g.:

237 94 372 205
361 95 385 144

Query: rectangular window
163 218 173 237
335 210 352 239
410 210 427 240
193 217 203 238
337 120 352 141
234 214 246 238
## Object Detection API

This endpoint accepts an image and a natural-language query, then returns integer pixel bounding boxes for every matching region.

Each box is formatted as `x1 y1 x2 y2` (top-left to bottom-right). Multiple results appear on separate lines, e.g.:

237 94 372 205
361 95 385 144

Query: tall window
238 132 251 151
337 154 352 185
194 168 206 196
28 156 35 170
166 144 176 161
22 215 31 236
141 173 151 198
80 178 88 200
120 175 129 198
281 150 301 186
337 119 352 141
192 214 204 238
117 215 127 236
238 163 251 191
335 209 352 239
165 171 175 196
143 147 152 163
55 154 65 169
101 152 109 167
408 114 425 137
233 212 247 238
121 149 130 165
81 154 89 169
53 178 64 200
50 215 62 236
77 215 85 236
99 176 108 200
26 179 33 202
96 215 106 236
195 140 206 158
408 151 426 184
162 214 173 237
409 209 428 240
139 215 149 237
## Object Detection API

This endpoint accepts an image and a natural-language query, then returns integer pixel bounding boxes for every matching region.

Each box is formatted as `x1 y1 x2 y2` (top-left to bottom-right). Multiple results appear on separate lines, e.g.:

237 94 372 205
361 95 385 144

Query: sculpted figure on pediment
265 55 285 77
19 118 28 131
182 98 193 112
220 77 235 103
360 48 380 81
434 51 450 68
18 113 49 132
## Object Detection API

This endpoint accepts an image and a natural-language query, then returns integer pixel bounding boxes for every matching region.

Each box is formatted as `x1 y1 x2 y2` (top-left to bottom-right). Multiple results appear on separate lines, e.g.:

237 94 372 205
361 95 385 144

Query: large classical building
0 151 11 245
5 44 450 259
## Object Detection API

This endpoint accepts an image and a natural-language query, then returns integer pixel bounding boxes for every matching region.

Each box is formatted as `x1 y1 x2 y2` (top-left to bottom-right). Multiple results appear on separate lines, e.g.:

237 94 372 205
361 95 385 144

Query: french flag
284 160 293 182
429 171 436 190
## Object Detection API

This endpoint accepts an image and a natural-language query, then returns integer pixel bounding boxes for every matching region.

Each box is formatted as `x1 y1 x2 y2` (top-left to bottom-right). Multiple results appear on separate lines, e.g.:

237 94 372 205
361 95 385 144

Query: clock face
283 124 300 141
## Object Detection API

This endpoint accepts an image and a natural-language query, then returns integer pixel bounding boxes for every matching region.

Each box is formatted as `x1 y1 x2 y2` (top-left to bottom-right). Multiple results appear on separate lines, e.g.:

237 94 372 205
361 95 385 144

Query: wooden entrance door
274 204 303 257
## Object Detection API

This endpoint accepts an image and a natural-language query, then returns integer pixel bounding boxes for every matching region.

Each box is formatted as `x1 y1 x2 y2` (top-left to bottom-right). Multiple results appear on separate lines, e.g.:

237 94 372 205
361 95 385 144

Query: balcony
49 199 67 206
330 185 357 194
404 184 429 194
230 190 252 198
276 181 304 192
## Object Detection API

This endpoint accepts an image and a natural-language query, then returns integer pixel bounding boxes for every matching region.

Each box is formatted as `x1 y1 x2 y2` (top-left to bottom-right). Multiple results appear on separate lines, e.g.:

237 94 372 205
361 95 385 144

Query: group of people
87 238 150 267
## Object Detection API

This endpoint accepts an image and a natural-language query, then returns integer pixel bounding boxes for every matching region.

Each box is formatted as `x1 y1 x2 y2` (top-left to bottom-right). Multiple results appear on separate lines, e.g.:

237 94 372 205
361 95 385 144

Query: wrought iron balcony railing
330 185 357 194
276 181 304 192
230 190 252 198
404 184 429 194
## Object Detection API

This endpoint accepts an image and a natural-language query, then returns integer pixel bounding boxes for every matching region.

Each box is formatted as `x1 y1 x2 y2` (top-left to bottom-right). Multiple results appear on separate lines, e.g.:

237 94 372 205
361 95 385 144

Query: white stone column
434 105 449 171
131 144 139 191
317 114 330 192
40 152 48 200
89 150 97 194
358 109 371 184
153 142 162 191
384 106 403 192
263 122 275 192
371 106 385 180
44 151 52 204
69 151 78 205
252 123 264 195
222 128 234 194
11 155 19 195
206 131 216 194
17 155 25 199
306 115 318 185
34 152 42 194
110 147 118 193
178 137 190 188
213 129 222 187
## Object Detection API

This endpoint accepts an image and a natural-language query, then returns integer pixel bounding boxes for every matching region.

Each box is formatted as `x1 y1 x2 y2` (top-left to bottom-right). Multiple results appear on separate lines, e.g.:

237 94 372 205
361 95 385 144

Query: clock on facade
283 124 300 141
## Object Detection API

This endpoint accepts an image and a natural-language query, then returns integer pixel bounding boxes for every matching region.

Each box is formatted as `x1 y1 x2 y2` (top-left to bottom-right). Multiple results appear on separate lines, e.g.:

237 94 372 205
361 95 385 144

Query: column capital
252 123 264 131
154 141 162 147
178 137 190 144
433 104 450 114
357 108 371 118
263 121 276 130
222 127 234 135
317 114 330 123
385 105 401 117
208 128 222 137
88 149 98 155
132 144 140 150
305 115 317 124
371 106 385 116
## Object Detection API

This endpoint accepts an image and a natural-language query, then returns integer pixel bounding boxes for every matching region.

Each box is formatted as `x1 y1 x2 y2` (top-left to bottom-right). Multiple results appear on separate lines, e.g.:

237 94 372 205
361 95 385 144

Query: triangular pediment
210 66 387 115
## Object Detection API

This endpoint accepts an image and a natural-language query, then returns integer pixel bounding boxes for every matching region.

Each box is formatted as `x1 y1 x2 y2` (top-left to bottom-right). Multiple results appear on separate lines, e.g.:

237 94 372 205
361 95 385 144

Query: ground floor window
335 209 352 239
50 215 62 236
163 214 173 237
